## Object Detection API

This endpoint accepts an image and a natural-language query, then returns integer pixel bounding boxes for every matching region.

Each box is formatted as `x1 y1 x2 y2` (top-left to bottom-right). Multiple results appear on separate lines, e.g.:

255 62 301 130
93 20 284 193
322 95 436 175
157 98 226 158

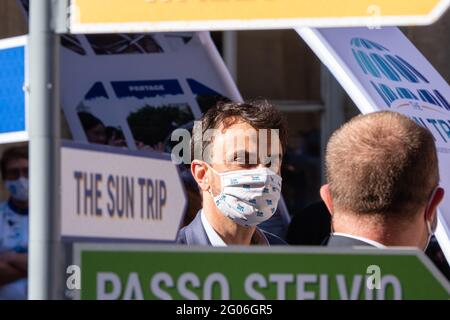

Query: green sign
73 245 450 300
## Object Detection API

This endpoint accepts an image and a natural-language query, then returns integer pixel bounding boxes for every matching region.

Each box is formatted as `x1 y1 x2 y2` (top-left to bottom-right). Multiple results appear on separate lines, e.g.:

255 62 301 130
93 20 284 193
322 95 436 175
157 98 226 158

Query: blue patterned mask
209 166 282 227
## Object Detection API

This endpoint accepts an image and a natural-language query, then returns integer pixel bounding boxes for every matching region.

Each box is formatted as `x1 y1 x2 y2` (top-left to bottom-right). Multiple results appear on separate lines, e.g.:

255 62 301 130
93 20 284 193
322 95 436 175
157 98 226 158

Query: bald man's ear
320 184 334 217
191 160 210 192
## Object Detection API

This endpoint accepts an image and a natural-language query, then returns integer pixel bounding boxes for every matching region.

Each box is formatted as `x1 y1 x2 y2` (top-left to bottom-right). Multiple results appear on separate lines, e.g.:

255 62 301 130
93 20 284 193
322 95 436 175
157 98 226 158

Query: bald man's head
325 111 439 220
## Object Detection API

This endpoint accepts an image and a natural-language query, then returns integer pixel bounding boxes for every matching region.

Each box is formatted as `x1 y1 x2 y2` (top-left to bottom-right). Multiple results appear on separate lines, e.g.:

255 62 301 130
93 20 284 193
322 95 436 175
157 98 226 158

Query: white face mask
5 177 29 201
208 166 282 227
424 187 439 251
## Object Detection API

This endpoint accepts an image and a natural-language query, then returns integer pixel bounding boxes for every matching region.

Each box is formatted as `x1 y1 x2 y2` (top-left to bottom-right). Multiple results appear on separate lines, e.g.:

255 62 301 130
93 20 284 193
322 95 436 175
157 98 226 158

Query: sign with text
60 32 240 151
0 36 28 143
69 0 450 33
61 142 187 241
74 245 450 300
17 3 242 150
297 27 450 262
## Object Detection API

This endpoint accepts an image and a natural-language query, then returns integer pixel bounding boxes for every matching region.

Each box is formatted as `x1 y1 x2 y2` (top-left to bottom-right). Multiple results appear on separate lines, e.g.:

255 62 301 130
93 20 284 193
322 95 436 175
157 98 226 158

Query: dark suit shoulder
176 211 211 245
177 211 287 246
262 230 287 245
326 234 375 247
176 226 188 244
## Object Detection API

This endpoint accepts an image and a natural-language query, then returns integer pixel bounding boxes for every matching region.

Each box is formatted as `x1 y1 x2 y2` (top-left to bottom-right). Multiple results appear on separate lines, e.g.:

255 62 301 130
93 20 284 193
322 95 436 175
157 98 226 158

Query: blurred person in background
105 126 127 147
286 200 331 245
78 111 108 145
0 146 29 300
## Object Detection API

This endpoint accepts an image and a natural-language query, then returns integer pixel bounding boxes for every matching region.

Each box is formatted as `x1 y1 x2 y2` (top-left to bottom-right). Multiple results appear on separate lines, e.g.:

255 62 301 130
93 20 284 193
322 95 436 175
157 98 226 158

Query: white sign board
68 0 450 33
61 142 187 241
60 32 241 151
297 26 450 261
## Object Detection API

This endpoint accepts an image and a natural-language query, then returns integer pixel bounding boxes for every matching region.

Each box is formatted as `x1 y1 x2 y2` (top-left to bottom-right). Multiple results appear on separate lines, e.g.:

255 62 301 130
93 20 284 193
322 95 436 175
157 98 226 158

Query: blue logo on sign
350 37 449 111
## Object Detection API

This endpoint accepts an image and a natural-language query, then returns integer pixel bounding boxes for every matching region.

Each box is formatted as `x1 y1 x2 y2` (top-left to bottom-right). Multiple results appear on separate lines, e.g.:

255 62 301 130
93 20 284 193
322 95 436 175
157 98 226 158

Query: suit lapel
185 211 211 245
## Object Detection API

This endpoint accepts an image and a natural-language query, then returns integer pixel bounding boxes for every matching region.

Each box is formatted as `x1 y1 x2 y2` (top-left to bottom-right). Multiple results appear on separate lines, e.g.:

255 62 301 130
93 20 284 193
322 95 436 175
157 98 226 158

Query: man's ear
426 187 444 222
320 184 334 217
191 160 210 192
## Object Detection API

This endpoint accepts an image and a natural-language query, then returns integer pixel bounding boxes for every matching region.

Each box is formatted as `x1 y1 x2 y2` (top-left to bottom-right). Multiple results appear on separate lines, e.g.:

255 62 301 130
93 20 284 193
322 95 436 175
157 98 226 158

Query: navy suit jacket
177 211 286 246
326 234 376 247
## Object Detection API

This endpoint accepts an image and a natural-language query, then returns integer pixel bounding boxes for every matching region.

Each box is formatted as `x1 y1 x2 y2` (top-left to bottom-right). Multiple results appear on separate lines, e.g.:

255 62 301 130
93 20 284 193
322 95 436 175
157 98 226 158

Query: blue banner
0 45 25 134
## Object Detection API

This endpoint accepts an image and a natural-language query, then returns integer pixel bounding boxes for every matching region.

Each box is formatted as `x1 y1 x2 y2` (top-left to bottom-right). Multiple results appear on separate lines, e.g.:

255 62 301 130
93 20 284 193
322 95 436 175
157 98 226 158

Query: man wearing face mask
177 101 288 246
0 146 29 299
320 111 444 251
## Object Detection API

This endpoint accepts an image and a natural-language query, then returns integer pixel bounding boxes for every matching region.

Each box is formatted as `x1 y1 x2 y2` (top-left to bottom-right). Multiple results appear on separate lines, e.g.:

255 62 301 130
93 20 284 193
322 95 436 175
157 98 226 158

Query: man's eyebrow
260 152 282 158
225 150 257 163
234 150 259 157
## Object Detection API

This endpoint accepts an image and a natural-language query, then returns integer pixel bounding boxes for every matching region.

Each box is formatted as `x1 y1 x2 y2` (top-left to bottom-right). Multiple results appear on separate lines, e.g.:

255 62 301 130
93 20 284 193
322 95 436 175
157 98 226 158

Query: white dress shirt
200 210 269 246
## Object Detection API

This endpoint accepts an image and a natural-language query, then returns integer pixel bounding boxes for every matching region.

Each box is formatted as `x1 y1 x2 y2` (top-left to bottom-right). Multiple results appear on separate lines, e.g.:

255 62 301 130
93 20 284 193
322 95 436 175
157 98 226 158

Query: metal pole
29 0 61 300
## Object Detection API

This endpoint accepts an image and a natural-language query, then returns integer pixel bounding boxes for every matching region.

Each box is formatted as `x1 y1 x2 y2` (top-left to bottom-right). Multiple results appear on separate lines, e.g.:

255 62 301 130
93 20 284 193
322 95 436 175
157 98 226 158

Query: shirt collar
251 228 270 246
200 210 269 246
201 211 227 247
332 232 387 248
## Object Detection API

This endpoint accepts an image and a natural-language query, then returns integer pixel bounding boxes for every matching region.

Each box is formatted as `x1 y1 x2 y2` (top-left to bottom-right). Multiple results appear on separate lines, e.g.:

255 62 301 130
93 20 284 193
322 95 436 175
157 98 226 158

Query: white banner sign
297 26 450 261
61 142 187 241
60 32 241 151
